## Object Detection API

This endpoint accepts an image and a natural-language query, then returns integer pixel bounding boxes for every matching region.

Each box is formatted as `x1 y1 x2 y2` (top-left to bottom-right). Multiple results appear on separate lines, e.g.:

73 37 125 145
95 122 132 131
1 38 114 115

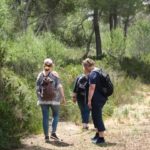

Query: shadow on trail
16 141 73 150
95 142 117 147
17 144 53 150
47 140 73 147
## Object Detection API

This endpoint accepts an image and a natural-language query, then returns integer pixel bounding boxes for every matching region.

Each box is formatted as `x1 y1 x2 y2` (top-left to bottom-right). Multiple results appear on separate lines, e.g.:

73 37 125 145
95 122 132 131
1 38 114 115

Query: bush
6 31 83 84
127 20 150 57
6 31 46 82
0 68 41 149
0 0 13 39
102 28 126 60
57 64 82 121
119 57 150 83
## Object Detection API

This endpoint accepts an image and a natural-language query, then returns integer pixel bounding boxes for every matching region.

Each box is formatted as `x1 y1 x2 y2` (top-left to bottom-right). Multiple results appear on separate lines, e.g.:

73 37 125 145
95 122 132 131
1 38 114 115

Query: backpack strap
92 68 107 78
76 74 88 92
42 71 50 77
37 72 45 85
51 71 60 78
76 74 86 87
47 72 58 89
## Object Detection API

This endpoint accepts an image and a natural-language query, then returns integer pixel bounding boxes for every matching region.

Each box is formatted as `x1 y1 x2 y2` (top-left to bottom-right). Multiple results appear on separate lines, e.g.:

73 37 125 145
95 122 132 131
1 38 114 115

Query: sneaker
93 137 105 144
50 133 59 140
91 132 99 142
45 136 50 143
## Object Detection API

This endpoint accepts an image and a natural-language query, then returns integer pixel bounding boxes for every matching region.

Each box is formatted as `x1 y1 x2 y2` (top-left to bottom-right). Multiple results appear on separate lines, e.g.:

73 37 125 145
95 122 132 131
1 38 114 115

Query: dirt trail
16 88 150 150
16 121 150 150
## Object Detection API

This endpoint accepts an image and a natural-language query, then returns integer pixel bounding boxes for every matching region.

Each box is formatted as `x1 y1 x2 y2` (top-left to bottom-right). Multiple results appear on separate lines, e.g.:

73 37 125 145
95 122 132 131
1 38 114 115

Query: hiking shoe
93 137 105 144
45 136 50 143
50 133 59 140
91 132 99 142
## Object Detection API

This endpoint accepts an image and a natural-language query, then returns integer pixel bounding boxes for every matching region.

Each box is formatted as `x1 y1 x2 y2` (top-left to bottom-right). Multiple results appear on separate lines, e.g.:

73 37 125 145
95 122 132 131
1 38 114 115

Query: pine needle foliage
0 68 41 149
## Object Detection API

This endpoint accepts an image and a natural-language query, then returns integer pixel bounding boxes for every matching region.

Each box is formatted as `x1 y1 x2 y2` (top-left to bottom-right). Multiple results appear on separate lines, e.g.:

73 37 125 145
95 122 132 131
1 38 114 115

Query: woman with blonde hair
82 58 107 144
36 58 66 142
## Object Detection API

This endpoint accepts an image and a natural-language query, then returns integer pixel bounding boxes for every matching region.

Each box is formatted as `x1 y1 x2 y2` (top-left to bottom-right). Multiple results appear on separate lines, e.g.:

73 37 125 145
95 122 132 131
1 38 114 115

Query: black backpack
76 75 88 96
93 69 114 97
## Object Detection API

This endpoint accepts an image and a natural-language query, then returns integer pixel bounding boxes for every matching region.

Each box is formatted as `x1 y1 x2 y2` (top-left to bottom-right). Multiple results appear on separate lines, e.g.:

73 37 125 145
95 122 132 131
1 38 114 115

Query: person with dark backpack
72 73 90 130
82 58 113 144
92 69 113 98
36 58 66 142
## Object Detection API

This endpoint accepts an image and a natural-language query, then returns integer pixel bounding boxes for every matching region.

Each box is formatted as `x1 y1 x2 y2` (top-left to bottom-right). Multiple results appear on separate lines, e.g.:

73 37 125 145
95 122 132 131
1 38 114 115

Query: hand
88 101 92 109
61 97 66 105
72 96 77 103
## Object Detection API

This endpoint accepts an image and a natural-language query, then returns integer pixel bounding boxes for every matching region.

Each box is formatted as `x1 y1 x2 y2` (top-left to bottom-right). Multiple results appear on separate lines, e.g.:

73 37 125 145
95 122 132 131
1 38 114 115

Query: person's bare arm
72 92 77 103
59 84 66 104
88 84 96 109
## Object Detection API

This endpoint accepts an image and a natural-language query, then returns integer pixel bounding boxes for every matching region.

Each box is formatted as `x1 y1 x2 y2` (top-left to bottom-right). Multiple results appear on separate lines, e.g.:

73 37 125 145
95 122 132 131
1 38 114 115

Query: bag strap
93 68 108 78
77 74 87 86
42 72 50 77
92 68 102 76
75 74 86 92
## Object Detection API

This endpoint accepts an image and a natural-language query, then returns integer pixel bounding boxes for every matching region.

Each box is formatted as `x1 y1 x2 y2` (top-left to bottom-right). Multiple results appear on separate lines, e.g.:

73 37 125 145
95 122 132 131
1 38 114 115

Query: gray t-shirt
36 71 62 105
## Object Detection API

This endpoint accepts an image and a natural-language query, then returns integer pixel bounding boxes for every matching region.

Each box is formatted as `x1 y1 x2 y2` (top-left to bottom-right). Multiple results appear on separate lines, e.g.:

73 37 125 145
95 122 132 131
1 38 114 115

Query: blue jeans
77 100 90 124
41 104 60 136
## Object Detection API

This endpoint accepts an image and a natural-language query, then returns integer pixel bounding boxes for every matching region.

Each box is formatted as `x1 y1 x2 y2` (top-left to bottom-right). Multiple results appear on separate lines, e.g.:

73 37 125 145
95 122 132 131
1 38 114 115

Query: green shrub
6 31 46 82
102 28 126 60
6 31 83 84
0 68 41 149
119 57 150 83
0 42 6 68
127 20 150 57
0 0 13 39
57 64 82 121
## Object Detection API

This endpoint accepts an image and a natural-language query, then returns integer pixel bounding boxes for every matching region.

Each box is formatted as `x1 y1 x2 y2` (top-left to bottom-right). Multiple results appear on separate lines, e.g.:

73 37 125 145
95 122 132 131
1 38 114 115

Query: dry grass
14 120 150 150
15 85 150 150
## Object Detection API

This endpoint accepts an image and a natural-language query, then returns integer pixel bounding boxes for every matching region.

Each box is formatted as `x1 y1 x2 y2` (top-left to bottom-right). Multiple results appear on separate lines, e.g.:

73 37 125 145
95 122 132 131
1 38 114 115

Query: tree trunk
109 13 113 32
109 8 118 31
109 8 118 42
22 0 32 32
109 13 114 41
113 6 118 29
113 13 118 29
124 16 129 39
82 28 94 59
93 8 102 58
